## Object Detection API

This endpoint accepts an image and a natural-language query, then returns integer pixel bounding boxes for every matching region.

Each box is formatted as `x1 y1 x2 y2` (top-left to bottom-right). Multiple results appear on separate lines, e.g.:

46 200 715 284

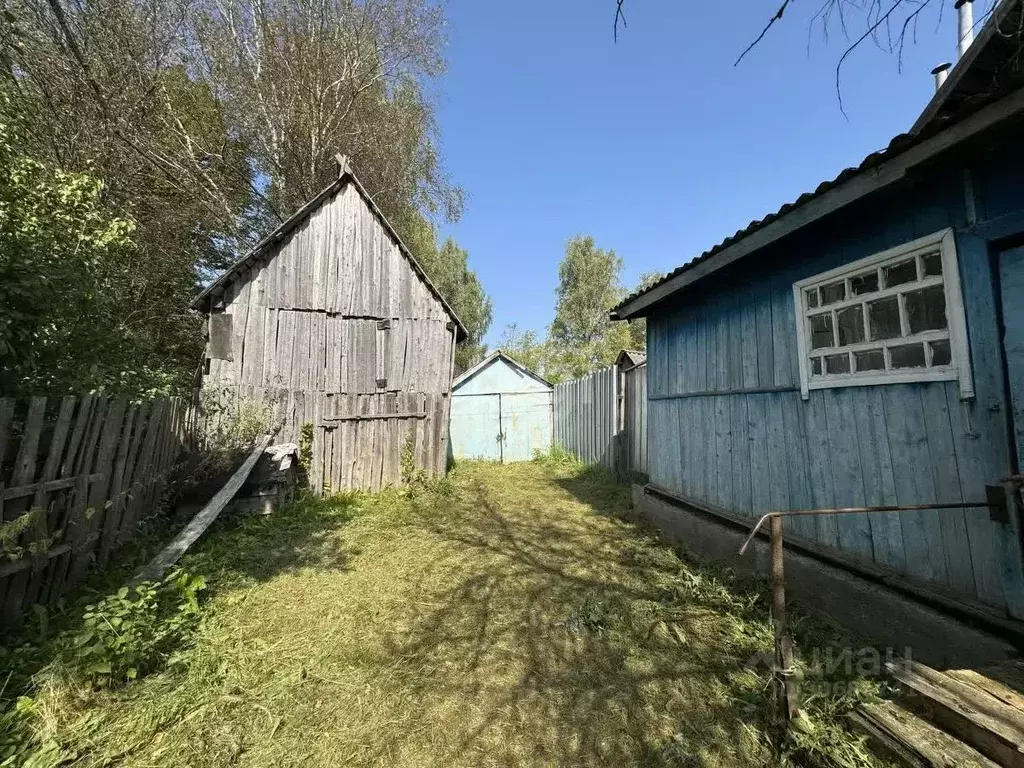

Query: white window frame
793 228 973 400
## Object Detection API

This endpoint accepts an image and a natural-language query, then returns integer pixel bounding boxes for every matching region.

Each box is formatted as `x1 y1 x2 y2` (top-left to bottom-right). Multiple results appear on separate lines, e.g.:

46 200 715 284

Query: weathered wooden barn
192 156 466 492
613 2 1024 622
449 351 553 462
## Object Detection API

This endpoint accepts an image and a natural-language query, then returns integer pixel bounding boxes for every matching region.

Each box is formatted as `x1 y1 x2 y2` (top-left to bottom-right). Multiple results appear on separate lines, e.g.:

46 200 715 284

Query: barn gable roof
612 0 1024 322
191 156 467 340
452 350 553 391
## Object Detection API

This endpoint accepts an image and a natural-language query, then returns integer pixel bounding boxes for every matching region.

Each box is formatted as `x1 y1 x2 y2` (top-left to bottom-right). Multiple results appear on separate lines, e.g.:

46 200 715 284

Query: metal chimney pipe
956 0 975 59
932 62 953 90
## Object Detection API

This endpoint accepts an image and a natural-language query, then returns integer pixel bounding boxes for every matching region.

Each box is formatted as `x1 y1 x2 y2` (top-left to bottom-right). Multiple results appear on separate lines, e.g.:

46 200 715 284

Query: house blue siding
646 129 1024 617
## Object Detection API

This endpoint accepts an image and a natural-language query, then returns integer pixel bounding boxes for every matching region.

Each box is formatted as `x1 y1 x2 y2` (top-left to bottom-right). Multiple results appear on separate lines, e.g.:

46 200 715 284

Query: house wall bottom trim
629 485 1017 668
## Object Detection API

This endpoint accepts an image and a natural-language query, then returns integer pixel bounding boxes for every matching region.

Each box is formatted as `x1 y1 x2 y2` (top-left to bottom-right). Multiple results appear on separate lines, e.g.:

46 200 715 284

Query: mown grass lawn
4 459 890 767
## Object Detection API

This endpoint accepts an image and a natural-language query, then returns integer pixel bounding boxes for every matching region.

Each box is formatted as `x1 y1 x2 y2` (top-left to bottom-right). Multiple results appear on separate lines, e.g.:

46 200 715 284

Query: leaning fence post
770 515 799 723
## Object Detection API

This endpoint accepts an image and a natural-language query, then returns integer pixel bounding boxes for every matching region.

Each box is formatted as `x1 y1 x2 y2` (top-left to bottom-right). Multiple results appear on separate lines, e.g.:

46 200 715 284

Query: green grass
2 461 892 767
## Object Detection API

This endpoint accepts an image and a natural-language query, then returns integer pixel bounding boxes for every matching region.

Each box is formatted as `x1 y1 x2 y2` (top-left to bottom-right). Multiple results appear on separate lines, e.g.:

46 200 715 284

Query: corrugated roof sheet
612 0 1024 318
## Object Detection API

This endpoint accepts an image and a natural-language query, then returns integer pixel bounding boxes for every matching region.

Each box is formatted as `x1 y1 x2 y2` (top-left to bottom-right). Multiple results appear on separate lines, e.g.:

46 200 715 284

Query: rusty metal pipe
737 501 994 556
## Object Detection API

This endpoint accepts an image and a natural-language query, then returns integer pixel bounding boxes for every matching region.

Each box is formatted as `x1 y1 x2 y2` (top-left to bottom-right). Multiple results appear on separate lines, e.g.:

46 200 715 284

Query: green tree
0 91 190 395
623 270 664 350
498 324 551 380
547 236 630 379
416 236 493 371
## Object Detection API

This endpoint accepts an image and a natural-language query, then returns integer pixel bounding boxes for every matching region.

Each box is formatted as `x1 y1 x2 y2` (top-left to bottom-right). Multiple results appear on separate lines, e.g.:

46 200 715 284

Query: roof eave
612 85 1024 320
911 0 1021 135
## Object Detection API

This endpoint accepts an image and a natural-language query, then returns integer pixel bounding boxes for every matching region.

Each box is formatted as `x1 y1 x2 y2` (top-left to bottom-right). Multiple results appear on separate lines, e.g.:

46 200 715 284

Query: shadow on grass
361 471 780 766
179 491 357 588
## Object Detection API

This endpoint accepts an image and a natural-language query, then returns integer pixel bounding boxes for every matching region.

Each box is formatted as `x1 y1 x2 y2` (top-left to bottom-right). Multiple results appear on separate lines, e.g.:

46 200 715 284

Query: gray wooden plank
854 387 905 573
134 435 271 583
714 396 732 509
920 383 978 600
944 382 1007 610
780 391 815 540
765 392 792 522
746 394 772 517
805 389 839 549
882 385 949 587
730 394 752 516
740 289 759 390
824 389 873 562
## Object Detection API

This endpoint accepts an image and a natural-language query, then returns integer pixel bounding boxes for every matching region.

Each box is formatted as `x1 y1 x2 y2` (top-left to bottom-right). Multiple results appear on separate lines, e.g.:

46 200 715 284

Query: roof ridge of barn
190 155 468 340
452 350 553 389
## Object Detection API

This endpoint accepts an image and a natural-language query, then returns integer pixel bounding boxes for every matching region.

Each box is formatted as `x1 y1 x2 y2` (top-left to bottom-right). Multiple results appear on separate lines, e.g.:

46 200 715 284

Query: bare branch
736 0 794 65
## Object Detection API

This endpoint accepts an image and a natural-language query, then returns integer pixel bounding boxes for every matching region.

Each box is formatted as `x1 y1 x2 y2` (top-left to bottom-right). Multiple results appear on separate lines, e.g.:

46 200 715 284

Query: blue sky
435 0 975 346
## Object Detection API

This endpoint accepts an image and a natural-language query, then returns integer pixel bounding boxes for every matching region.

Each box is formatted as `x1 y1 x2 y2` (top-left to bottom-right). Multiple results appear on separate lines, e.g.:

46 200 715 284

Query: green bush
68 570 206 686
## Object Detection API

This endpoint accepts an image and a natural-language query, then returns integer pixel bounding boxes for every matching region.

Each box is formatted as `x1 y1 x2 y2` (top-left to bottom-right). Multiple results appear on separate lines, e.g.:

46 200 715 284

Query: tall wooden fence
0 395 193 623
553 363 649 477
553 367 618 471
624 363 648 476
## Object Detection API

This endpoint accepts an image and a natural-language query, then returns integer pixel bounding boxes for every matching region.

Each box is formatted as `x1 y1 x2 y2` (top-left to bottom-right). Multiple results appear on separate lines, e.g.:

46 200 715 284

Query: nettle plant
69 569 206 685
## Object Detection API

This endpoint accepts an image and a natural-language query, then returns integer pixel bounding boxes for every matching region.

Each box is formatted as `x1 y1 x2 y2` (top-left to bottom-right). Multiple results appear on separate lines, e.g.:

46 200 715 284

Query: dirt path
26 460 882 767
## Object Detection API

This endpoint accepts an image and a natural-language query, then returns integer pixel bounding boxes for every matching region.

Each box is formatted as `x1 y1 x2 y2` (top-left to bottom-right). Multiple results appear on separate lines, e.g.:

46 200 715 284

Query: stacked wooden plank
0 395 191 623
853 660 1024 767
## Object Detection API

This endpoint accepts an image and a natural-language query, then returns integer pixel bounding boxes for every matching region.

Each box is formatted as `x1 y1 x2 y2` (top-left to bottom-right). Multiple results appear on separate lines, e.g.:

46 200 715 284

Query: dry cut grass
13 459 890 767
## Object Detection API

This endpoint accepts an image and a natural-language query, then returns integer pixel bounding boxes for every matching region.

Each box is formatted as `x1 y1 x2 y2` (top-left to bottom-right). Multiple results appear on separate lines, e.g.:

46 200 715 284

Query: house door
449 394 502 461
996 245 1024 618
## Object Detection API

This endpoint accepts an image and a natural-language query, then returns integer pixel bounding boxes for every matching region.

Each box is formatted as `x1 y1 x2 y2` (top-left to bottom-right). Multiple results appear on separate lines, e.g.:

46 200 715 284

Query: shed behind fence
624 363 648 476
0 395 192 623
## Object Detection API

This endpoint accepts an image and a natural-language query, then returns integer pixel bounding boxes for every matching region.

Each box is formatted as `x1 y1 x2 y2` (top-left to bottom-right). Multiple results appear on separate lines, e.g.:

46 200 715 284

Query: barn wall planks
201 181 457 492
0 395 192 622
644 139 1024 618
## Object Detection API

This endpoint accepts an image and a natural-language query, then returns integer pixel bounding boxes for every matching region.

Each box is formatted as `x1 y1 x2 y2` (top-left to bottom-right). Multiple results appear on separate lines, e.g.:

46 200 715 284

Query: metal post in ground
769 515 799 722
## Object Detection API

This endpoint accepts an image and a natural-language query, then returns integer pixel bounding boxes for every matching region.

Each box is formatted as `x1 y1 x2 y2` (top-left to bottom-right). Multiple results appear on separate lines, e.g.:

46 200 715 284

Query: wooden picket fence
0 394 194 624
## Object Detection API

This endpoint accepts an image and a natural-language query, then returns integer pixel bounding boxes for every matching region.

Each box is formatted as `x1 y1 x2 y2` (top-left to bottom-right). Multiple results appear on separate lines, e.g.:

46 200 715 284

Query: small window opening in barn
209 312 233 361
793 229 973 399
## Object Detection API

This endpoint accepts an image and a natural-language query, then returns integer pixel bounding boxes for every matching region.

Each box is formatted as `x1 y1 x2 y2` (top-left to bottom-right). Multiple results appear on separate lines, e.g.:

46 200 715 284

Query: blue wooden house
612 1 1024 621
449 351 553 462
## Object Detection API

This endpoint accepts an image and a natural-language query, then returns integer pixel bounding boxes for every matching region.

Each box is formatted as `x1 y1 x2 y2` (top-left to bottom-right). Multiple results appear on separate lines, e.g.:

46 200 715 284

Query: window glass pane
836 305 865 346
820 281 846 305
868 297 901 340
891 343 926 369
921 251 943 277
854 349 885 372
810 357 822 376
883 259 917 287
810 313 834 349
930 339 952 366
906 285 947 334
851 272 879 295
805 288 819 309
825 353 851 374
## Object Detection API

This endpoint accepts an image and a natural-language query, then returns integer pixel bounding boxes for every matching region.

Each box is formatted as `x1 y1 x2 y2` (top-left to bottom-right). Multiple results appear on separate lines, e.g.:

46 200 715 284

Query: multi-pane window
793 229 973 398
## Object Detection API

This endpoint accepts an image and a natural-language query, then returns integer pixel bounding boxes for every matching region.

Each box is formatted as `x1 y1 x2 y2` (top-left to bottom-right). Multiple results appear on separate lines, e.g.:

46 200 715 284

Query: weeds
0 461 888 767
0 569 206 766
